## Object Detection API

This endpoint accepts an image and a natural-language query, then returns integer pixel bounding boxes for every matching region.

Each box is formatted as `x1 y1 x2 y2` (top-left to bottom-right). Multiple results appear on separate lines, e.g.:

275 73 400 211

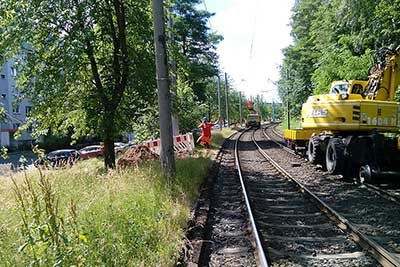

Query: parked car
79 145 104 160
35 149 80 167
114 142 129 155
126 142 136 148
212 124 222 129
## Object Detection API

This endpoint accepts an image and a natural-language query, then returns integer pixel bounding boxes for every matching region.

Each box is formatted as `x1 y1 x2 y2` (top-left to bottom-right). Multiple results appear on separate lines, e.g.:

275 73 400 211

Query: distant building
0 59 34 148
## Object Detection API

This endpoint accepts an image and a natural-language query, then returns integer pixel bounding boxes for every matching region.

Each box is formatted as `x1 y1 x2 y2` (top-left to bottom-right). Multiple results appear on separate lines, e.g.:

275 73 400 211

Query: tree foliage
0 0 156 168
127 0 223 136
173 0 223 101
0 0 242 164
279 0 400 117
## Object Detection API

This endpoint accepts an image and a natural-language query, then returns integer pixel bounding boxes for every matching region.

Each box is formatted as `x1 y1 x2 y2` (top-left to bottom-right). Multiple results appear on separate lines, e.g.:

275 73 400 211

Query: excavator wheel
359 164 372 183
326 138 346 175
307 136 324 165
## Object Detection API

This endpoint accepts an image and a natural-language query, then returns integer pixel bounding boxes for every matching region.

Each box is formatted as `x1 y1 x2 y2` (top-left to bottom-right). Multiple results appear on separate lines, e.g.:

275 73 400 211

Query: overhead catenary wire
202 0 212 29
249 0 259 60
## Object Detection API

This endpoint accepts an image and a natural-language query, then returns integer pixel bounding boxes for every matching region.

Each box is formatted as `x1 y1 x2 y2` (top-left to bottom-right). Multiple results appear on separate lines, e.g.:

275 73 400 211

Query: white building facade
0 59 34 148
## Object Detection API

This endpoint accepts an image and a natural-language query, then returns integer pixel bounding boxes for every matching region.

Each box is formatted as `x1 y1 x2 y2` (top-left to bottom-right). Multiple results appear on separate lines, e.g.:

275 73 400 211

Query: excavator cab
351 83 364 95
330 81 349 94
329 80 368 96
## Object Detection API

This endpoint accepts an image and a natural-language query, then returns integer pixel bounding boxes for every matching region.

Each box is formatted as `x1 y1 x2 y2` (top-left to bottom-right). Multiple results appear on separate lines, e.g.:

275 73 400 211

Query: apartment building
0 59 34 148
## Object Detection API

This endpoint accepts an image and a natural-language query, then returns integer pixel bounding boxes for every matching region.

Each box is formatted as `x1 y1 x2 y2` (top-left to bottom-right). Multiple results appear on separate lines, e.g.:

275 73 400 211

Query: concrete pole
208 95 212 121
217 75 222 129
239 91 242 125
167 6 179 136
272 100 275 121
224 72 229 127
152 0 176 179
286 69 291 130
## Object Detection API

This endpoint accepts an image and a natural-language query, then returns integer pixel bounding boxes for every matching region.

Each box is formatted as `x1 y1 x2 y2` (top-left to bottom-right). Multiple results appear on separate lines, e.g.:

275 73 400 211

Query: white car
114 142 129 155
212 124 222 129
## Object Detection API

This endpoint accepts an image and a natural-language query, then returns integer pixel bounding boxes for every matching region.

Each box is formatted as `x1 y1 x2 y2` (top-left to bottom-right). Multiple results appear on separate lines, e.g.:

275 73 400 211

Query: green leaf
0 147 8 160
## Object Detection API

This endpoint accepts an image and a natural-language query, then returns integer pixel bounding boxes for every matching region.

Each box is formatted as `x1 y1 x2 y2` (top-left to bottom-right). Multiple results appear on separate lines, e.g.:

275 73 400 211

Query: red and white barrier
144 132 195 155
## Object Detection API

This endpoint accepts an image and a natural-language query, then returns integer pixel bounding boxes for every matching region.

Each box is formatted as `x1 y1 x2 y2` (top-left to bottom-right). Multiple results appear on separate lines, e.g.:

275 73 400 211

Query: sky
203 0 294 102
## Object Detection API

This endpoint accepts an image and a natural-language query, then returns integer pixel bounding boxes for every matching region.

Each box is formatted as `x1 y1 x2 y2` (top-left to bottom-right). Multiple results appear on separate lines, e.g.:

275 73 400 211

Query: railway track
198 132 257 266
265 123 400 205
237 129 378 266
258 124 400 266
196 126 400 266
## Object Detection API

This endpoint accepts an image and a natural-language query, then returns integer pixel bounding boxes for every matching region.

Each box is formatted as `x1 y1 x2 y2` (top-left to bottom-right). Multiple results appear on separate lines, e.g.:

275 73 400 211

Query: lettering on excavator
306 108 328 118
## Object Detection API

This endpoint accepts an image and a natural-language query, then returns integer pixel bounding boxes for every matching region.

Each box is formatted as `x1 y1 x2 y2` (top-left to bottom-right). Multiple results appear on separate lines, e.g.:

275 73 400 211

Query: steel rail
262 125 297 156
270 123 285 141
255 128 400 267
364 183 400 205
235 129 270 267
265 124 400 206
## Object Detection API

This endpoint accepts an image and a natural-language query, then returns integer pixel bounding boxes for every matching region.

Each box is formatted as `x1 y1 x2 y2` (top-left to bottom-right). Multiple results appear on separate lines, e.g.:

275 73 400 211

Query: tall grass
211 128 235 148
0 157 211 266
280 116 301 131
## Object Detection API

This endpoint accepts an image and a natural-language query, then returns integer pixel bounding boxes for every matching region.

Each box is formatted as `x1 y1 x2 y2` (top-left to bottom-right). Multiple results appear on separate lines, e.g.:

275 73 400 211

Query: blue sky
202 0 294 101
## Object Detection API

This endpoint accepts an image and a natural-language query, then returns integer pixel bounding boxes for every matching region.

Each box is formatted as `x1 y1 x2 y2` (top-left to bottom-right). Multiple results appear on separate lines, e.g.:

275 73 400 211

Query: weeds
1 156 210 266
12 171 86 266
211 128 235 148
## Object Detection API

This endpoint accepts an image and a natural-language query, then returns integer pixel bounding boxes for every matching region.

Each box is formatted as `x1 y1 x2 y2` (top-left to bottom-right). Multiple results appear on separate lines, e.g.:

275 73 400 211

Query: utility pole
239 91 243 125
167 6 179 136
152 0 175 179
224 72 229 127
272 100 275 121
217 75 222 130
286 69 291 130
207 95 212 122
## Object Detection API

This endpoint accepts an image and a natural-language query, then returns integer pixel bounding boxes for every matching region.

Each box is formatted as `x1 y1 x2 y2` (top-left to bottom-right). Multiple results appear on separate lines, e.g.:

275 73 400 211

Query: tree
277 0 322 117
172 0 223 101
277 0 399 119
375 0 400 48
138 0 223 134
0 0 155 169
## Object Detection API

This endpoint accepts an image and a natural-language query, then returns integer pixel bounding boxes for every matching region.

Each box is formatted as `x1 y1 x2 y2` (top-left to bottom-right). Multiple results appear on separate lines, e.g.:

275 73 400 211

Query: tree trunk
103 110 116 169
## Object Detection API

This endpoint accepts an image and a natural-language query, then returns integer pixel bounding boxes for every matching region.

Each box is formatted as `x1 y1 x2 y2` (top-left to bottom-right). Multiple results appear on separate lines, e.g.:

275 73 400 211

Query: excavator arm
364 47 400 101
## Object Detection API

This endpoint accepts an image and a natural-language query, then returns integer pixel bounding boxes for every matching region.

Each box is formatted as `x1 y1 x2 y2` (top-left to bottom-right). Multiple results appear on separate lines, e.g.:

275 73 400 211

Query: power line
249 0 259 60
202 0 213 28
202 0 208 11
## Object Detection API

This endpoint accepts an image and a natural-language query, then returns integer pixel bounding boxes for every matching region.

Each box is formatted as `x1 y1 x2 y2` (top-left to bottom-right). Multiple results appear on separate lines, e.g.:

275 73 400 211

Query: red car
79 145 104 160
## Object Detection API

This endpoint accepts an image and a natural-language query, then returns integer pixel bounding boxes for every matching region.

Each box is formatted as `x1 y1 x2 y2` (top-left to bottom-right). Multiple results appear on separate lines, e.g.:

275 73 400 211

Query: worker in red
197 117 219 148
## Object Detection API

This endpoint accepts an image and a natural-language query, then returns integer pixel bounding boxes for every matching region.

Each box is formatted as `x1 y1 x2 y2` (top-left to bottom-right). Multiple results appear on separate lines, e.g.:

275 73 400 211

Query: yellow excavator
284 47 400 181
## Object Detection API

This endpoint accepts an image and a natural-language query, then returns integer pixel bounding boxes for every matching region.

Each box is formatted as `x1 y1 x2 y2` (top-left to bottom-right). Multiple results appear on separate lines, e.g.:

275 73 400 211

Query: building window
27 126 33 133
0 74 5 79
12 105 20 113
1 94 6 99
25 106 32 115
13 123 20 130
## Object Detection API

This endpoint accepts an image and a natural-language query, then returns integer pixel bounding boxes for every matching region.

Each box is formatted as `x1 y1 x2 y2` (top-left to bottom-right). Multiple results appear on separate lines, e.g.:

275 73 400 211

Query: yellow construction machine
245 100 261 128
284 48 400 181
246 113 261 128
